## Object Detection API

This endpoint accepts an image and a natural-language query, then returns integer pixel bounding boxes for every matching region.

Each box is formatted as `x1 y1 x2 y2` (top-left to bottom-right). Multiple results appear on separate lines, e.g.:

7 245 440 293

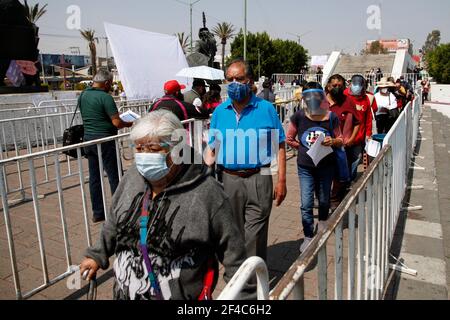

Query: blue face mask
227 81 250 102
350 84 363 96
135 152 170 182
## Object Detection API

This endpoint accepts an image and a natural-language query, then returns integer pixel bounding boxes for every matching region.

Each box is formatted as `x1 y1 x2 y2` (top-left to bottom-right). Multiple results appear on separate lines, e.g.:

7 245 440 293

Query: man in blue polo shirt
206 59 287 261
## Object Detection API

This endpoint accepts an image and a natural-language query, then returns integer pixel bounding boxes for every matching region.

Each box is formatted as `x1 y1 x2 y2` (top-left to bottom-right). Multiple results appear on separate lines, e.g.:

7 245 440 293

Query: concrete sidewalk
384 104 449 299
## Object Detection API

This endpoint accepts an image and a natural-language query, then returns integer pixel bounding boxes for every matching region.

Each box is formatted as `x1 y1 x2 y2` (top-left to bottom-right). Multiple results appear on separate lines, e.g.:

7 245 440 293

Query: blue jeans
84 133 121 219
298 165 334 238
347 144 363 181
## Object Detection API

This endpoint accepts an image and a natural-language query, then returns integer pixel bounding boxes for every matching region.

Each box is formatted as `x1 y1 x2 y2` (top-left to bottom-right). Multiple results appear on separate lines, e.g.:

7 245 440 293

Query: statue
187 12 217 68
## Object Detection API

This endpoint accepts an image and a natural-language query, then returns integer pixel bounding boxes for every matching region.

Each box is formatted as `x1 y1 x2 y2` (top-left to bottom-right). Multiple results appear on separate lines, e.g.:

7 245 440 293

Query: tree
364 40 388 54
212 22 236 71
22 0 48 24
229 31 308 77
422 30 441 55
176 32 190 55
80 29 98 77
426 43 450 84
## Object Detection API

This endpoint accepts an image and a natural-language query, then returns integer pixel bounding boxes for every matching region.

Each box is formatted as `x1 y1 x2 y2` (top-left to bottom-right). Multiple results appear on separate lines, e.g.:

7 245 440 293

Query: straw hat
376 77 396 88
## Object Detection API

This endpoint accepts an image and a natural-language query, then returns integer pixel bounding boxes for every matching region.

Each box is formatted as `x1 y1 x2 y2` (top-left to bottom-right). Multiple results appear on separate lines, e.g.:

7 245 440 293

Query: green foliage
22 0 48 24
212 22 236 71
229 31 308 77
422 30 441 55
426 43 450 84
176 32 190 54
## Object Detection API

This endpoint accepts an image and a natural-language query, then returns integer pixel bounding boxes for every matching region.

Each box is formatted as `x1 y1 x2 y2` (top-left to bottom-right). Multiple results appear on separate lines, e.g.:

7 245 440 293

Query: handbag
330 113 350 182
62 92 85 158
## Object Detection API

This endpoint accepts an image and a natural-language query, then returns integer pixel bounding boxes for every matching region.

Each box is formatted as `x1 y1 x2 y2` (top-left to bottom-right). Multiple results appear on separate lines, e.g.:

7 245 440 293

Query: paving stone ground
384 104 449 300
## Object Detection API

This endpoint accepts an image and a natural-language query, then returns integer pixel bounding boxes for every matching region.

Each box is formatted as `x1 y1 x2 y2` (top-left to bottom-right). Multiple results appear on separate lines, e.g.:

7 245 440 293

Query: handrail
217 256 269 300
0 118 197 165
270 145 392 300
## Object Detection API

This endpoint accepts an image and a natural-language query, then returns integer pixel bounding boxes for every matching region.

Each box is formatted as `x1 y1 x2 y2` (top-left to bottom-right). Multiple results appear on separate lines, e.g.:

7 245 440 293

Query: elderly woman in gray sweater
80 110 247 300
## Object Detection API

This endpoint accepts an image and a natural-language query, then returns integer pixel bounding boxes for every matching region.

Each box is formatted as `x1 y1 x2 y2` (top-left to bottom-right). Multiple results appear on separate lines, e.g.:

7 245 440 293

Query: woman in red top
344 75 378 178
325 74 361 210
203 83 222 113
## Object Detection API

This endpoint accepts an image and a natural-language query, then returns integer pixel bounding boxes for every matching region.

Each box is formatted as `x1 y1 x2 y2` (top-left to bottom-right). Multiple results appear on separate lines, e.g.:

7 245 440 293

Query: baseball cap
164 80 186 95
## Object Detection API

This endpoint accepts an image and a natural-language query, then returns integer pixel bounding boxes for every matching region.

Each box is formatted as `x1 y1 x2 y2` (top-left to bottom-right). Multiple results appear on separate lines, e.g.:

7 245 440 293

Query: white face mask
380 88 389 94
135 152 171 182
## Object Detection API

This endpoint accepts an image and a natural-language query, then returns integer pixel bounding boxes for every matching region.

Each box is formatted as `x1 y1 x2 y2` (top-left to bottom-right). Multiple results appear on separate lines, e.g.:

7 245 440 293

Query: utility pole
40 53 47 85
189 0 201 53
105 37 109 71
258 48 261 79
243 0 247 61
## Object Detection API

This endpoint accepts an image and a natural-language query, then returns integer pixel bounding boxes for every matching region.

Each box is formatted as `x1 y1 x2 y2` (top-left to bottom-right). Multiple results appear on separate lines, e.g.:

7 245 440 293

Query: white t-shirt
192 97 203 108
374 92 397 115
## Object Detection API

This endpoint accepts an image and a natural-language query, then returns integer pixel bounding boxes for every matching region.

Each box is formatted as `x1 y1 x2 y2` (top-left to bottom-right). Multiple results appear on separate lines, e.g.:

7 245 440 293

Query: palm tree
22 0 48 24
176 32 190 55
212 22 236 71
80 29 98 77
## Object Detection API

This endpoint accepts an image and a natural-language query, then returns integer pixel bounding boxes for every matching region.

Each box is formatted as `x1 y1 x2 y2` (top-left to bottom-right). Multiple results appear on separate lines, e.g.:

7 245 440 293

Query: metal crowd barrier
270 144 394 300
0 104 76 121
217 257 269 300
0 101 153 161
0 118 203 299
222 89 422 300
382 88 422 229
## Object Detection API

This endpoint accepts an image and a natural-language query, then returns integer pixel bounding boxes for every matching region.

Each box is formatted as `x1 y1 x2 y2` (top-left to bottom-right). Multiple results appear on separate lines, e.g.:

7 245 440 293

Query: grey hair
130 110 185 146
93 69 113 83
226 58 254 80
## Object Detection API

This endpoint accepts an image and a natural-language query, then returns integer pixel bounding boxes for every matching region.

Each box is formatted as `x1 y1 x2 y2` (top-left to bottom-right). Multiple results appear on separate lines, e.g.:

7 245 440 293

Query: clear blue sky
37 0 450 57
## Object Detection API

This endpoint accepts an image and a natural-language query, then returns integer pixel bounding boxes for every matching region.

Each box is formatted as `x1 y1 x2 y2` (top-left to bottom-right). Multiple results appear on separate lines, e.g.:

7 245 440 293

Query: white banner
104 22 191 100
310 55 329 67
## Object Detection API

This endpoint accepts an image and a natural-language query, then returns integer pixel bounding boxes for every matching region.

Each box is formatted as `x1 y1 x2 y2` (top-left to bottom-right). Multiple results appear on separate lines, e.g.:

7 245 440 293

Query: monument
186 12 217 68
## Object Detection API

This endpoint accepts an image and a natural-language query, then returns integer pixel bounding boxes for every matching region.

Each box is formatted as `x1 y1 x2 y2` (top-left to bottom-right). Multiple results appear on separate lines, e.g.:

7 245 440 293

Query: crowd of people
76 62 421 300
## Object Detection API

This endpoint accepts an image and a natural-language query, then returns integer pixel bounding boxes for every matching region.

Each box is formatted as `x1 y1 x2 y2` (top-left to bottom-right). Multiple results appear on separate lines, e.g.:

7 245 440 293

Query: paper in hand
120 110 141 123
306 133 333 166
365 139 381 157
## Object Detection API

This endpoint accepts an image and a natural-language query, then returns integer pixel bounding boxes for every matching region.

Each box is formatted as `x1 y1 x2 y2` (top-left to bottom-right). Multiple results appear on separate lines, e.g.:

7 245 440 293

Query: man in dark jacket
183 78 208 107
150 80 209 122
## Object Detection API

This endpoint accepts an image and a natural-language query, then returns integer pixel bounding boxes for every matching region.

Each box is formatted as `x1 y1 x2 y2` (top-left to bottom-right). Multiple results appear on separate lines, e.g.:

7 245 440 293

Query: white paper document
365 139 381 158
120 110 141 123
306 133 333 166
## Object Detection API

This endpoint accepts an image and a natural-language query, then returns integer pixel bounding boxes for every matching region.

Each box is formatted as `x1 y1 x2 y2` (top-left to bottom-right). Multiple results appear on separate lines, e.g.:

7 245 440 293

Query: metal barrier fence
219 89 422 300
0 118 203 299
382 89 422 230
0 101 153 160
217 257 269 300
272 73 425 90
270 145 394 300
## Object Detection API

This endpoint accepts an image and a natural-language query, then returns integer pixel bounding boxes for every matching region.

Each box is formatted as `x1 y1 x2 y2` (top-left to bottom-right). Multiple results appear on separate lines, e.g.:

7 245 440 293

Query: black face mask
330 86 344 100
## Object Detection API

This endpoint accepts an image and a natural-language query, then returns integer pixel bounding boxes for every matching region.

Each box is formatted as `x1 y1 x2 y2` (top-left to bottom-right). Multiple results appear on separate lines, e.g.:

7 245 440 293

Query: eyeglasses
131 142 170 153
225 76 248 83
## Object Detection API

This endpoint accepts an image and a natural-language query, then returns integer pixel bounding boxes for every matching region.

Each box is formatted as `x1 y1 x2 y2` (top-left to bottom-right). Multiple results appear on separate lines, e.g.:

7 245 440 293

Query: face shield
302 89 330 116
350 76 365 96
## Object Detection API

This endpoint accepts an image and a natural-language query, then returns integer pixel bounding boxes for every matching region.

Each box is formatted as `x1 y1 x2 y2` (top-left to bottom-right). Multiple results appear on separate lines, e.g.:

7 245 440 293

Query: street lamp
287 31 312 46
244 0 247 61
190 0 201 53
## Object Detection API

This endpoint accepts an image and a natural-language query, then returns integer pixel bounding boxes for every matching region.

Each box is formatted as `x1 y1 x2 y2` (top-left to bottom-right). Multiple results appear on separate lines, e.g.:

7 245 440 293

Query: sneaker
299 237 313 253
317 221 327 233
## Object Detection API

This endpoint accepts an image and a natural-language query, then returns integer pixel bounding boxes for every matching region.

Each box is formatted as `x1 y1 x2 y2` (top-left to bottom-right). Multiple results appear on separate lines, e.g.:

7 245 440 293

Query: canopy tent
104 22 191 100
